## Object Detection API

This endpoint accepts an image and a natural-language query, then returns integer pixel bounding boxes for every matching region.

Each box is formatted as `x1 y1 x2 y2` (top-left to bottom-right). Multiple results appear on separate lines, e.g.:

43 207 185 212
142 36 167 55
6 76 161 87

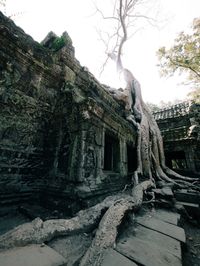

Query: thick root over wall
0 181 153 265
104 0 200 191
0 194 125 249
136 102 200 189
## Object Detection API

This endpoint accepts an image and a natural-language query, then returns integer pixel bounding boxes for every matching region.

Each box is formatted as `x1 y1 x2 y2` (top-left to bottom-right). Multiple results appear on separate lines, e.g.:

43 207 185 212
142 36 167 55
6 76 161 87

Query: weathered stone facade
154 101 200 175
0 12 137 212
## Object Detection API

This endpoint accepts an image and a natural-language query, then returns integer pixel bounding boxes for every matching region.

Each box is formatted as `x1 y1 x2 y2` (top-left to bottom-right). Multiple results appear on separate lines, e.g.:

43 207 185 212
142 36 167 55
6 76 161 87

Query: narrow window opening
104 132 119 172
57 130 71 174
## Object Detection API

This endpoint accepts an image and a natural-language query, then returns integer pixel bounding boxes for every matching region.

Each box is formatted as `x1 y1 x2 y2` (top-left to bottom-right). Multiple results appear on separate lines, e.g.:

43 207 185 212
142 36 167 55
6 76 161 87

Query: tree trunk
106 0 199 189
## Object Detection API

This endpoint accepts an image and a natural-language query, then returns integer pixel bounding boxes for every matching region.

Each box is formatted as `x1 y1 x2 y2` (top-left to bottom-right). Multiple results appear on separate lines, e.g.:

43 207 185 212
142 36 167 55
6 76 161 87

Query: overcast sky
2 0 200 104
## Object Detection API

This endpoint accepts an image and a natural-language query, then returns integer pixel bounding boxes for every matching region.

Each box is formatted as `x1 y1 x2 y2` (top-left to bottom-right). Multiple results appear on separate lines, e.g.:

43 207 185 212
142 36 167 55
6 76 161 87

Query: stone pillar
185 145 196 172
119 139 127 176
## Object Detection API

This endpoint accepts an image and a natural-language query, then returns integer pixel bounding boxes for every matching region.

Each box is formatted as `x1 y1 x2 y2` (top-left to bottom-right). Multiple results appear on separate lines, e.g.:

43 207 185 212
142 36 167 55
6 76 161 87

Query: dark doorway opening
165 151 187 170
127 143 137 173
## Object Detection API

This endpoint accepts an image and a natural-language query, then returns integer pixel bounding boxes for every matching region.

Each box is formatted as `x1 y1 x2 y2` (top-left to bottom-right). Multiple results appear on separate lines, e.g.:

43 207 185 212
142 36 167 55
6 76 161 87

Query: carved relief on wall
84 146 96 179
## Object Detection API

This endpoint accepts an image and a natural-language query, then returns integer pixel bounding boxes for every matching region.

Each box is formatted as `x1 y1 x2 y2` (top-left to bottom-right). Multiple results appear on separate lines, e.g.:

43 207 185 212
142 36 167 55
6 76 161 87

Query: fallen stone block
0 244 67 266
131 224 182 259
152 187 174 198
175 190 200 204
101 248 138 266
116 237 182 266
136 216 186 243
175 200 200 220
151 208 180 225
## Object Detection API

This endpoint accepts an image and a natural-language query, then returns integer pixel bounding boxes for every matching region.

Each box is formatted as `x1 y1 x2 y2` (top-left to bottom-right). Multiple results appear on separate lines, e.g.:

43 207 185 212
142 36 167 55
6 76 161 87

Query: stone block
0 244 67 266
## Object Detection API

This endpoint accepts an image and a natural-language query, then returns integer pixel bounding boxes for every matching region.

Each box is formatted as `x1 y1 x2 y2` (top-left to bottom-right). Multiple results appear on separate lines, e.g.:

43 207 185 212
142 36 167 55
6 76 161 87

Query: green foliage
188 88 200 103
157 18 200 102
51 36 66 51
50 32 72 51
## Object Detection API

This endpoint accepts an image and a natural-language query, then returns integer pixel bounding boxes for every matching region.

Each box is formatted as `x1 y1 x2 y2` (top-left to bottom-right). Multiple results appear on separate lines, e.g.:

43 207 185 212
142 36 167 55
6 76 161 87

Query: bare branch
112 0 118 17
127 0 139 12
128 27 143 39
128 13 158 27
99 55 110 76
94 0 161 75
116 0 129 71
93 1 119 21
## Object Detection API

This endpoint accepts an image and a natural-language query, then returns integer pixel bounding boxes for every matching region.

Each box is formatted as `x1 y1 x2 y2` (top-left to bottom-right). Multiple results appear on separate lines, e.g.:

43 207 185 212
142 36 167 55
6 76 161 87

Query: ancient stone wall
0 12 136 211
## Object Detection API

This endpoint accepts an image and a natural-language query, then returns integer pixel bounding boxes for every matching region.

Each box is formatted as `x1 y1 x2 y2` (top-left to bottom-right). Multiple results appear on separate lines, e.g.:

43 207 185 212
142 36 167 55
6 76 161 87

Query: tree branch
169 57 200 79
93 1 119 21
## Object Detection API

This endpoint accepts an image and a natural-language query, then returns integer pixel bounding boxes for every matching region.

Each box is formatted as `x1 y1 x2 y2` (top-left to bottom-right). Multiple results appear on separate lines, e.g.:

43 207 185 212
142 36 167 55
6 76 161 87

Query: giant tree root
0 193 127 250
80 180 154 266
0 180 153 253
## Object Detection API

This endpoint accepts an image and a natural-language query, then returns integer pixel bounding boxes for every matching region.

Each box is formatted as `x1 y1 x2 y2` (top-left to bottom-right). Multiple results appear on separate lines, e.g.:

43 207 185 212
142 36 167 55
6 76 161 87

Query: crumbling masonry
0 12 137 213
154 101 200 175
0 12 199 215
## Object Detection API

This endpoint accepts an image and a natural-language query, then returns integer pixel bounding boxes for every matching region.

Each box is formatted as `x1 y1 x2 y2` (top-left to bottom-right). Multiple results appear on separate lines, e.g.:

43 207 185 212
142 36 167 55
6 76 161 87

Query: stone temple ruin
0 11 200 266
0 12 137 213
154 101 200 175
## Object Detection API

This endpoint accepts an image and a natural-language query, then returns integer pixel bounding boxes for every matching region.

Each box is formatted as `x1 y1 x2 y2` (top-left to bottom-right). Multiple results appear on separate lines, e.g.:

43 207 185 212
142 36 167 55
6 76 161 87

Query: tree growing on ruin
95 0 197 185
157 17 200 103
0 1 199 265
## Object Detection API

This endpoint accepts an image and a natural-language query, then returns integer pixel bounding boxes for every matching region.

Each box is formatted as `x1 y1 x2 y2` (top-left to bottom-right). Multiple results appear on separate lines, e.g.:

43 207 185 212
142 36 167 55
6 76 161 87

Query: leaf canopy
157 18 200 103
